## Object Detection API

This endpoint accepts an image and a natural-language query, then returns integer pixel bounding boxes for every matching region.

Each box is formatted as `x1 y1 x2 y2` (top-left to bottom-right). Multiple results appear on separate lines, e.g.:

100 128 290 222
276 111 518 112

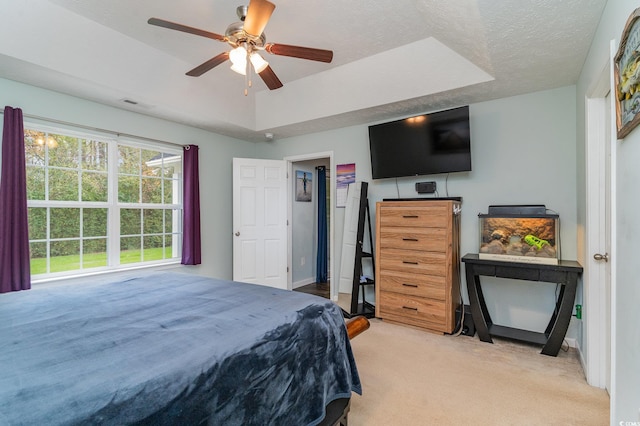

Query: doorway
285 152 335 300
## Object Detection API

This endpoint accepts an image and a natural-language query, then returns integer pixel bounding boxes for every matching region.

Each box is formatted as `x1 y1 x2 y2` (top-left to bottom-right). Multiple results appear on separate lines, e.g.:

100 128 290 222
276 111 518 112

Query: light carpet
348 319 609 426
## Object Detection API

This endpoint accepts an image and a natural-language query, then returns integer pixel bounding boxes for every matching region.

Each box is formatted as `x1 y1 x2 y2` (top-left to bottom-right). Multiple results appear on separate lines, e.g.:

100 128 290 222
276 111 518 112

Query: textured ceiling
0 0 606 142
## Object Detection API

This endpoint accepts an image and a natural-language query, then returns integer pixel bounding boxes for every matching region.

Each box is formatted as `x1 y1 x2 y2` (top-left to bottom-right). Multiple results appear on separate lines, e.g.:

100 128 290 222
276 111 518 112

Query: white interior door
604 91 612 393
584 58 614 391
232 158 288 289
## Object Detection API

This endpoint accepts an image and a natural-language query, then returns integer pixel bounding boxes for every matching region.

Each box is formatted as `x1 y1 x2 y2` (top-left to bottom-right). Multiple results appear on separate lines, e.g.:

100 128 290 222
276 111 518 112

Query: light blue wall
257 85 578 336
577 0 640 422
0 77 257 280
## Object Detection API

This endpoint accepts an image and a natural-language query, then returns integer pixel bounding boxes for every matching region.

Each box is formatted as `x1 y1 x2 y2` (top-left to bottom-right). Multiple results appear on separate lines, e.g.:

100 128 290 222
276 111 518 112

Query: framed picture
614 8 640 139
336 163 355 208
295 170 312 202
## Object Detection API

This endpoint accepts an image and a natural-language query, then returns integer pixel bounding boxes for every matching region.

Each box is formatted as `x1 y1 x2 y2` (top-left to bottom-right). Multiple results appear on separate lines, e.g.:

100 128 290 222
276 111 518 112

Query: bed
0 271 362 425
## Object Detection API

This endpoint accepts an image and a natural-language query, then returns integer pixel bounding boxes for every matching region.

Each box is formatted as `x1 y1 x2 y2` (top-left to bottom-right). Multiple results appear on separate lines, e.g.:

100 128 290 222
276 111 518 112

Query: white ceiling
0 0 606 142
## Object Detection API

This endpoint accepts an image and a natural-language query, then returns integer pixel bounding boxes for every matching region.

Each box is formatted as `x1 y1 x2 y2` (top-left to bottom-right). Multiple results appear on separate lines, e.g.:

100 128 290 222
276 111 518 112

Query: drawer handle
402 261 418 265
402 238 418 242
402 306 418 311
402 283 418 288
402 215 419 218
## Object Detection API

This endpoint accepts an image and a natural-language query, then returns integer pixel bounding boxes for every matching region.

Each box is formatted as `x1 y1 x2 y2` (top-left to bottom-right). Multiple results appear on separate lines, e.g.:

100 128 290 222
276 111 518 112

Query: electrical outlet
301 257 305 266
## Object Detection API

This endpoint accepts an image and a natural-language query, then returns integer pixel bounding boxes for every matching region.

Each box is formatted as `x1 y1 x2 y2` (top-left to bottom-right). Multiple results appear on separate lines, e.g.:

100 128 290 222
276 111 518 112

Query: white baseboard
564 337 577 348
292 277 315 289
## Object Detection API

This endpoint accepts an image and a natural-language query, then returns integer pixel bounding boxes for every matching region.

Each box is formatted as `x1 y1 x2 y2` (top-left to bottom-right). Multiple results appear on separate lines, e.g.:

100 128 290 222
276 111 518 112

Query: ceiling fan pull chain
244 47 251 96
244 57 249 96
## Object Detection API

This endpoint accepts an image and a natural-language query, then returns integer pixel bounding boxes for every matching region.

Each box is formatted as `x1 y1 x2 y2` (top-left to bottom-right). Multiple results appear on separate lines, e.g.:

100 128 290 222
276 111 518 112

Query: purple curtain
181 144 201 265
0 106 31 293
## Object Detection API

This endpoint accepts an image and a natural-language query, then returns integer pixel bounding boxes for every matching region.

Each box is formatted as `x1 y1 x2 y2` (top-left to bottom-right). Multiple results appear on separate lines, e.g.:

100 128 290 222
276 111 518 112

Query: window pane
143 209 163 234
50 208 80 239
30 242 47 274
83 208 107 237
26 167 45 200
164 209 174 233
50 240 80 272
83 238 107 268
163 179 176 204
120 209 141 235
81 171 108 202
165 235 175 258
28 207 47 240
25 130 46 166
49 169 79 201
82 139 108 171
142 177 162 203
143 235 163 261
120 237 141 264
118 175 139 203
141 149 161 175
48 135 78 168
118 145 140 174
163 161 178 178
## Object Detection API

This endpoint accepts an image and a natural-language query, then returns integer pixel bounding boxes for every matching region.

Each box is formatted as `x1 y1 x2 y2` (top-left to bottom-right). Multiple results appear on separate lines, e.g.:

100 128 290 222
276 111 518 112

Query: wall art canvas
295 170 312 202
615 7 640 139
336 163 355 208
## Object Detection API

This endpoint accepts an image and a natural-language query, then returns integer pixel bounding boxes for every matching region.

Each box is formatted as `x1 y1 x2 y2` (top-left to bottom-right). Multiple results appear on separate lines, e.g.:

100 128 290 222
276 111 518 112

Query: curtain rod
0 109 185 149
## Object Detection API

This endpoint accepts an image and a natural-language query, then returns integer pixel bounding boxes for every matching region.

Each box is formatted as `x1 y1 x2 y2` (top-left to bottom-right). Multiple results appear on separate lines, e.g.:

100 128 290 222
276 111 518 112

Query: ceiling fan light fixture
229 46 248 75
250 52 269 73
230 62 247 75
229 46 247 65
147 0 334 92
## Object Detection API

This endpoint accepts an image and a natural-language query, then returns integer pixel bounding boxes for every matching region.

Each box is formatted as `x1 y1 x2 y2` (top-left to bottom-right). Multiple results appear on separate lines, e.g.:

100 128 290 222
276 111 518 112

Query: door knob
235 231 240 236
593 253 609 262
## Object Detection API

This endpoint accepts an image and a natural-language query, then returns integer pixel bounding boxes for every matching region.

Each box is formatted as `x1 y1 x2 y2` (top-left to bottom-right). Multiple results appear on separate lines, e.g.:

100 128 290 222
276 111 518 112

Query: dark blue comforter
0 272 361 425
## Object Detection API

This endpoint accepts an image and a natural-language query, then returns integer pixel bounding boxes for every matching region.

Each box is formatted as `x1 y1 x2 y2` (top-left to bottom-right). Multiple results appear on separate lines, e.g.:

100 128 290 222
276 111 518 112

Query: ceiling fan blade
265 43 333 63
258 65 283 90
186 52 230 77
243 0 275 36
148 17 225 42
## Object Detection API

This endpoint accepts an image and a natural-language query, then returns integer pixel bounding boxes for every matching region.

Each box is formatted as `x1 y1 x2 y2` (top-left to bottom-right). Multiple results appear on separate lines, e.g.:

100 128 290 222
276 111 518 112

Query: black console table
461 253 583 356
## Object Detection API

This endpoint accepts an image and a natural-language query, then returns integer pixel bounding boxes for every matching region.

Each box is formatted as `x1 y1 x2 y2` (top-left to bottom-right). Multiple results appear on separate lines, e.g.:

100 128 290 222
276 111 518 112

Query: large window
25 126 182 278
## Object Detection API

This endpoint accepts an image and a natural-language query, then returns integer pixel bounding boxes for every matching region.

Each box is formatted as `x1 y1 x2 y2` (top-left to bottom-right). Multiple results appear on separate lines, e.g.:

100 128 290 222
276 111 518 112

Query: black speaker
415 181 436 194
455 304 475 336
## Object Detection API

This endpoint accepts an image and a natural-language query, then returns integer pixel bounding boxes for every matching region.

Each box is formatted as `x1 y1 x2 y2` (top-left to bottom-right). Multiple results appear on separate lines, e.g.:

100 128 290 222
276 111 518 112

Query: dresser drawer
378 291 446 331
379 205 449 228
378 226 447 252
378 270 446 300
379 248 447 276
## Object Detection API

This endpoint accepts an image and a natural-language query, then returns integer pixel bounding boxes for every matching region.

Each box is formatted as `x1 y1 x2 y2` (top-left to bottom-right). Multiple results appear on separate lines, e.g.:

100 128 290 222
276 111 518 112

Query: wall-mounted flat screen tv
368 105 471 179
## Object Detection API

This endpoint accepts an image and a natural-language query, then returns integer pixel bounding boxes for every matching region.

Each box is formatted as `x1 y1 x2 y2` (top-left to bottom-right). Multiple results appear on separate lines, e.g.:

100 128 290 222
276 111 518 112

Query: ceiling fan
148 0 333 93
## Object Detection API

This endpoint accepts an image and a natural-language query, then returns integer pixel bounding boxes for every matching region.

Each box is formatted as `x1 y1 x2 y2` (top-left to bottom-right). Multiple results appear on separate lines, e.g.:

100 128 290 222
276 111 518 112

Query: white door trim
283 151 335 300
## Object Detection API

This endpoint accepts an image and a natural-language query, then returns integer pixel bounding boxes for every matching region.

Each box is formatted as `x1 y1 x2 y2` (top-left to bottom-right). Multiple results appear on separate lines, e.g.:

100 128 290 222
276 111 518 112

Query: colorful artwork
336 163 355 208
615 8 640 139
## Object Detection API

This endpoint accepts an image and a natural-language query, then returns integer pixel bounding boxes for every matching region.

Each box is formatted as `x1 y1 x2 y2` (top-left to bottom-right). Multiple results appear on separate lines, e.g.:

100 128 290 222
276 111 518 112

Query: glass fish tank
478 211 559 265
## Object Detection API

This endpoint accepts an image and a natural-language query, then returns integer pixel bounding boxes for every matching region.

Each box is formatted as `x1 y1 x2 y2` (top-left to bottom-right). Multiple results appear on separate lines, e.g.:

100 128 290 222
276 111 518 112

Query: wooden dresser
375 200 461 333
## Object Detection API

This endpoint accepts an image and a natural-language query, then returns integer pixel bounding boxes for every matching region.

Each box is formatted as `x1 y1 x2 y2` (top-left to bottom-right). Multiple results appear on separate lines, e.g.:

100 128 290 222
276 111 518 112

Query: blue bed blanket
0 272 361 425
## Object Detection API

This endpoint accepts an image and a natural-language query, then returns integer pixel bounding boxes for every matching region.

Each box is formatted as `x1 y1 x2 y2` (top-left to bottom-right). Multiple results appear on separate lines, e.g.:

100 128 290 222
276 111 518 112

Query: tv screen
368 105 471 179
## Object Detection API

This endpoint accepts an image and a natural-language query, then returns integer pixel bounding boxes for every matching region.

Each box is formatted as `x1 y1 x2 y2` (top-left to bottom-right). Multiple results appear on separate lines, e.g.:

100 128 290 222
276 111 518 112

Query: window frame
25 122 183 282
